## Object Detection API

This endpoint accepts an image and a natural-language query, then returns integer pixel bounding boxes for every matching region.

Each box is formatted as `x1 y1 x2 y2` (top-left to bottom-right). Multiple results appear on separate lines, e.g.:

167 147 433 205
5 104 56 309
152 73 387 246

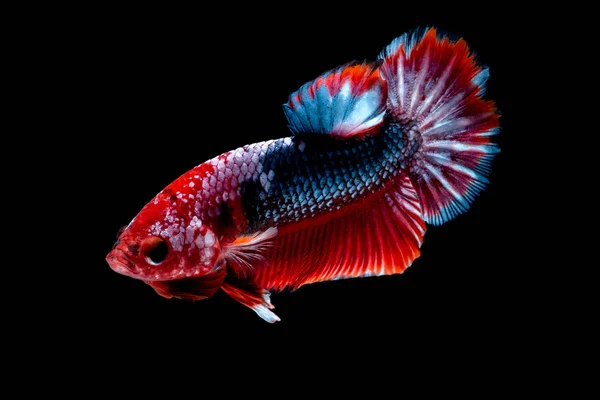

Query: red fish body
107 28 500 322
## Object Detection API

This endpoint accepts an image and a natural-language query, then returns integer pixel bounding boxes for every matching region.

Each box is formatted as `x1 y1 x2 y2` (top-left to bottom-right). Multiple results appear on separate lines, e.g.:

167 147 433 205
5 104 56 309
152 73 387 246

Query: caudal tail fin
379 28 500 225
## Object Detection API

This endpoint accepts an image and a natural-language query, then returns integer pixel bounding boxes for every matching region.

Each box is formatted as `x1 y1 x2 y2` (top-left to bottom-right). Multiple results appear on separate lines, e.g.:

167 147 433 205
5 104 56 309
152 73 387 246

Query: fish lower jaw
106 252 140 279
111 264 138 278
139 268 212 282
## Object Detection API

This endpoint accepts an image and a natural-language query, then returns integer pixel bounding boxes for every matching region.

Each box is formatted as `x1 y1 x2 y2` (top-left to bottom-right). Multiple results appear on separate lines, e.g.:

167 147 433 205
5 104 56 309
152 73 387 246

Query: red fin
283 62 387 139
379 28 500 225
221 279 280 323
222 227 278 279
253 175 426 291
145 268 226 301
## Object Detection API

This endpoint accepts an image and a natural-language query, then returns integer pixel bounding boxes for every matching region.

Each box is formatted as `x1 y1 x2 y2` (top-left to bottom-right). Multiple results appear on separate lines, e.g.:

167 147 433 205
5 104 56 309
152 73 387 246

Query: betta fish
106 28 500 322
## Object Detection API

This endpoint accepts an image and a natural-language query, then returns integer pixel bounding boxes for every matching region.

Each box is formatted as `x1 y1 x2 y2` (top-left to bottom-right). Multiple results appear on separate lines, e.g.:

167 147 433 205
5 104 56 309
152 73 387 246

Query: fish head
106 190 225 287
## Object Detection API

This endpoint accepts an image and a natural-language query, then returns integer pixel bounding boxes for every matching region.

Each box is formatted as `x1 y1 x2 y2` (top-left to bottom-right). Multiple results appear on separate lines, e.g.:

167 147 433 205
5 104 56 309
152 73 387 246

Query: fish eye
142 237 169 265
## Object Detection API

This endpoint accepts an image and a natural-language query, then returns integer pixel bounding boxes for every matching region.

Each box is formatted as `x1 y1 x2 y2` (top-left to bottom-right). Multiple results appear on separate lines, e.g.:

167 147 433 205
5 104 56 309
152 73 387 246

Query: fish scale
241 119 410 231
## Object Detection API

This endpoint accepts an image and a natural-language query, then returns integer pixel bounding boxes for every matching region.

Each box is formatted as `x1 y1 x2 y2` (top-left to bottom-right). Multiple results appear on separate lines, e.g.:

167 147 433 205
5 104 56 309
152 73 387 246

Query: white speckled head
106 188 225 285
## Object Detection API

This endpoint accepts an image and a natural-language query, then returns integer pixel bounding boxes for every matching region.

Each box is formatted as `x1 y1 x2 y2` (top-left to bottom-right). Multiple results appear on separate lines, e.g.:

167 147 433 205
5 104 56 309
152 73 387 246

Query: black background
55 7 536 382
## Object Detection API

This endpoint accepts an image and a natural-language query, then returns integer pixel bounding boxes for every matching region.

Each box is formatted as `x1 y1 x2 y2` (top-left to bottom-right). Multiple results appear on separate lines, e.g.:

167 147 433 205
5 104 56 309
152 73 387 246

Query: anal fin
253 174 426 291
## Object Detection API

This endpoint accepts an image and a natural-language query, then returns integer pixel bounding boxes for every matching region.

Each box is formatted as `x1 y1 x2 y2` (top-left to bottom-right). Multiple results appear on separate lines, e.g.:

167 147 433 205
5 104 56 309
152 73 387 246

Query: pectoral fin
221 227 277 279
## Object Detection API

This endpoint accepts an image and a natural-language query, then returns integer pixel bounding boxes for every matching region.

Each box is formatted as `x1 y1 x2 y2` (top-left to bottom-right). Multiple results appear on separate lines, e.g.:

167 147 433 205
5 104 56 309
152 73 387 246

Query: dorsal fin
283 61 387 139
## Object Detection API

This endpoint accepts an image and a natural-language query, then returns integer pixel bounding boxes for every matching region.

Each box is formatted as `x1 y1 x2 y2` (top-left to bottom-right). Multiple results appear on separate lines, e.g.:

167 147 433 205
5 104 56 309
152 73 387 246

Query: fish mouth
106 248 139 278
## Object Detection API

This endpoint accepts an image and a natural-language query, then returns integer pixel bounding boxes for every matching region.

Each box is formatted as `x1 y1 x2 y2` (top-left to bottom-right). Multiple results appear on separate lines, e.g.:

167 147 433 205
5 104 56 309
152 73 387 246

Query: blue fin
283 62 387 138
